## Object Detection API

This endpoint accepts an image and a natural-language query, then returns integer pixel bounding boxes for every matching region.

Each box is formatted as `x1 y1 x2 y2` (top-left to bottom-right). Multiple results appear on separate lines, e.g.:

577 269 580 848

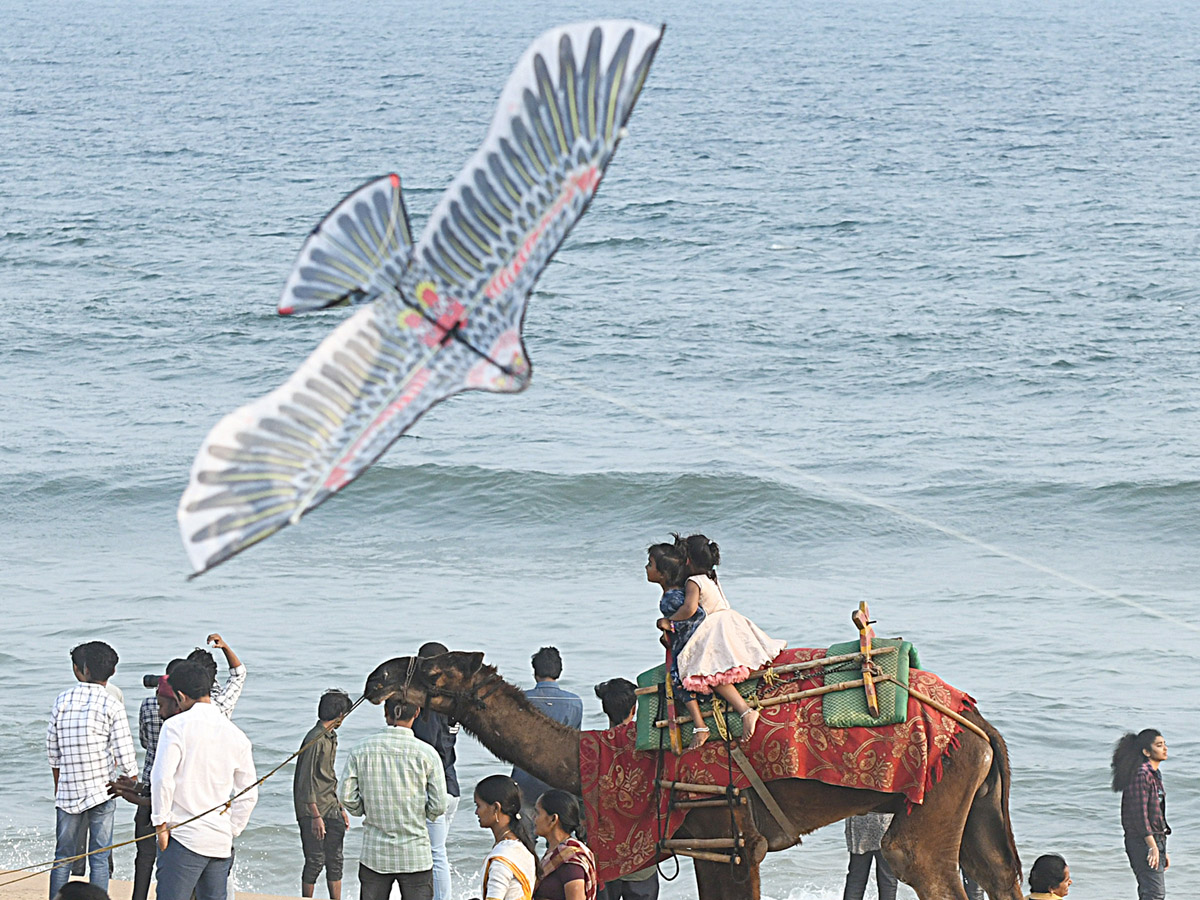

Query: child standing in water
675 534 786 740
647 542 712 749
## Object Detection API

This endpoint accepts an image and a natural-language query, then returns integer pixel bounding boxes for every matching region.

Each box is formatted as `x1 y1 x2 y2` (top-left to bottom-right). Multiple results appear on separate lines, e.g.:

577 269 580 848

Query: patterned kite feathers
178 21 664 576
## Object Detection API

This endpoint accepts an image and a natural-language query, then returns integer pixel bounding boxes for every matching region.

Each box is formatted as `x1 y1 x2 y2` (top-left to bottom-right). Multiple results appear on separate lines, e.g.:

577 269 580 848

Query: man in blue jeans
412 642 461 900
511 647 583 820
47 641 137 899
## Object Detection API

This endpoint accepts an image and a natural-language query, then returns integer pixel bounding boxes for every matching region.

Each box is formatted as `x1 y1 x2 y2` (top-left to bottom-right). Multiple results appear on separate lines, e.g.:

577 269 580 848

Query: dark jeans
843 850 897 900
1125 834 1167 900
358 864 433 900
598 874 660 900
156 837 234 900
962 873 984 900
299 815 347 884
132 804 157 900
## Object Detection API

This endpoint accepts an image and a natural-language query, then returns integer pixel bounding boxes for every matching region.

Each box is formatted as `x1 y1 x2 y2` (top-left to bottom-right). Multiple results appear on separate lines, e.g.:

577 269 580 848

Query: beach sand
0 874 298 900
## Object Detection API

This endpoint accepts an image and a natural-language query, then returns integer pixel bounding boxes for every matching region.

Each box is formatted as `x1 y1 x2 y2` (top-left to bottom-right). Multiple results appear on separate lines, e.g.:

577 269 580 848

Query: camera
143 674 160 689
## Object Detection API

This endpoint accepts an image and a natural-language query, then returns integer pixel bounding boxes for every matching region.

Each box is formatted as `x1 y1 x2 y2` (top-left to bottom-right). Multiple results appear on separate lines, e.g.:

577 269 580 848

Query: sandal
689 726 710 750
739 708 760 741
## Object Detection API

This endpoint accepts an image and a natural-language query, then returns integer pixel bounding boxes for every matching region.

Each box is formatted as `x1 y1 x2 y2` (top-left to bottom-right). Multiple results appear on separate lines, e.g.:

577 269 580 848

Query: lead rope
0 693 369 890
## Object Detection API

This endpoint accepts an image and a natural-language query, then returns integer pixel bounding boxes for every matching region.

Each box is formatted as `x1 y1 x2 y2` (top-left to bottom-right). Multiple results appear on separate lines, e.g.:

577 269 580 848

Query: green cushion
634 664 760 752
821 638 919 728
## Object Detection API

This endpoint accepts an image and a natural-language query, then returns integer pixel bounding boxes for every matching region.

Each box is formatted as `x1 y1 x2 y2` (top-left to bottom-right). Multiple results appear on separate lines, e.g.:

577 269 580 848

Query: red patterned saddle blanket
580 647 974 883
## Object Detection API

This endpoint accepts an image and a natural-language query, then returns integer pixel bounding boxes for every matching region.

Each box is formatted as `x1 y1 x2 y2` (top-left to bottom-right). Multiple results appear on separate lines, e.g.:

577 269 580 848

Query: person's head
531 646 563 682
595 678 638 728
384 695 419 726
70 641 119 684
1111 729 1165 791
418 641 449 658
318 689 353 725
1028 854 1071 896
534 789 585 841
474 774 537 856
674 532 720 579
167 660 212 709
156 676 181 720
53 881 111 900
646 542 686 588
186 647 219 692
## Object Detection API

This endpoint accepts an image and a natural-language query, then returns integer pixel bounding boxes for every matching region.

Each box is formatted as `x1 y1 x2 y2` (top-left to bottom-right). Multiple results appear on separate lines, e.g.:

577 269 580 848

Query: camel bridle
401 655 507 720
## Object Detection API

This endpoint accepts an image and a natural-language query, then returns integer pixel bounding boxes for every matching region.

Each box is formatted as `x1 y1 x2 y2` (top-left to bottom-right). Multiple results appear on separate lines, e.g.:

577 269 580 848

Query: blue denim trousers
425 793 460 900
50 799 116 899
1125 834 1167 900
155 837 234 900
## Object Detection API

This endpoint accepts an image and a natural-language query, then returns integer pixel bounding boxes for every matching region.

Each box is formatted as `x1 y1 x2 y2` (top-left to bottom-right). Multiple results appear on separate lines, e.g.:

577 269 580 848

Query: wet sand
0 874 299 900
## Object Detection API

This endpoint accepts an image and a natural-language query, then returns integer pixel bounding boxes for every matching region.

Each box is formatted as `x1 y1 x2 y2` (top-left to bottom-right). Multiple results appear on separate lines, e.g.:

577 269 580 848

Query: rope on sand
0 694 368 890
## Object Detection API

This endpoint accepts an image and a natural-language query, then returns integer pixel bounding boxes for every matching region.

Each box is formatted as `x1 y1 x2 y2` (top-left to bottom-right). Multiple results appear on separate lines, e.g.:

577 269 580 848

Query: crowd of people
44 619 1172 900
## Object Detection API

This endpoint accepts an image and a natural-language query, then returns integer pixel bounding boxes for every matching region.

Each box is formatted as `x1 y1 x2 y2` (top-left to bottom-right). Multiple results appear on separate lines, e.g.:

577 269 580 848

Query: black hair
385 695 419 722
594 678 638 728
419 641 449 658
165 657 186 675
318 689 353 722
53 882 111 900
1111 729 1162 792
186 647 219 692
474 774 538 858
168 661 213 701
537 789 586 841
70 642 119 682
532 646 563 680
674 532 720 580
1028 854 1068 893
647 542 686 588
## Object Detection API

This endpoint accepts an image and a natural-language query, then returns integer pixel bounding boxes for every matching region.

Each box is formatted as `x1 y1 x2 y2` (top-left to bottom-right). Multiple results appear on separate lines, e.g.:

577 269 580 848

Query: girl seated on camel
648 541 712 749
673 533 786 743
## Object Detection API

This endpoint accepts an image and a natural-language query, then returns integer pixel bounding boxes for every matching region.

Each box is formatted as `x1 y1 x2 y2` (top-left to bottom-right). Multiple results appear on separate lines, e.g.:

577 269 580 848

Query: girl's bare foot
690 726 710 750
740 708 760 741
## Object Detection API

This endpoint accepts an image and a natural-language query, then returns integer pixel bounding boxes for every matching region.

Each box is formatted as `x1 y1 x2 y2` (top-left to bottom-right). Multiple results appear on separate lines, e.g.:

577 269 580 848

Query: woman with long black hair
472 775 537 900
1111 729 1170 899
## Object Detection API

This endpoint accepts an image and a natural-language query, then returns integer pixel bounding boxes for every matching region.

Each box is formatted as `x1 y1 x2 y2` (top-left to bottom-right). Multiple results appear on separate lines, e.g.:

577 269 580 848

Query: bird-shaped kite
178 21 663 576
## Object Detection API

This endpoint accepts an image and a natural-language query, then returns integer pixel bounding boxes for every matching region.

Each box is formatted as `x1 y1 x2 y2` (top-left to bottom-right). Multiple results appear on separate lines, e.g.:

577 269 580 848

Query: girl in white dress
674 534 786 740
473 775 538 900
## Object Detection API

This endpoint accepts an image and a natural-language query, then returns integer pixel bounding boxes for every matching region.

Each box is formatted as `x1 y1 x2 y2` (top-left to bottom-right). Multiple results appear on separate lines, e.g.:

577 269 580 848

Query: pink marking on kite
389 173 400 187
484 166 599 300
323 368 432 490
278 305 294 316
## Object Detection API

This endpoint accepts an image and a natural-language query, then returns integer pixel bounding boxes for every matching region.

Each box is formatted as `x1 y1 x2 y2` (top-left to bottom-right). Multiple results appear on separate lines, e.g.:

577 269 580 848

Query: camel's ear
461 651 485 678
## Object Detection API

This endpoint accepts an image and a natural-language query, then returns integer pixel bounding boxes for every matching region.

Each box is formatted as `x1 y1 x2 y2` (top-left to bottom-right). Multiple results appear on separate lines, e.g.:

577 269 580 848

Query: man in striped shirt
339 696 447 900
47 641 137 899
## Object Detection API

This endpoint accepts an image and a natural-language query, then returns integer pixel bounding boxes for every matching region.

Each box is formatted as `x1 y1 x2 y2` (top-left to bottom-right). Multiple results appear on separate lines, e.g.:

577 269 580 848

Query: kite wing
277 174 414 314
178 20 663 576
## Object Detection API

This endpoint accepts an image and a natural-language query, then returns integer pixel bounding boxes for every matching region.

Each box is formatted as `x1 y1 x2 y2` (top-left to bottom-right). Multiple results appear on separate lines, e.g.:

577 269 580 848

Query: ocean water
2 0 1198 897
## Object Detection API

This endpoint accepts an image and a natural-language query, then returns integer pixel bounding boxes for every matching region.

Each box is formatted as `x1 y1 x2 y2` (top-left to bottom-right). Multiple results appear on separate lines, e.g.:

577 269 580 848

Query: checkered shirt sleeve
47 684 137 814
212 664 246 718
139 696 163 784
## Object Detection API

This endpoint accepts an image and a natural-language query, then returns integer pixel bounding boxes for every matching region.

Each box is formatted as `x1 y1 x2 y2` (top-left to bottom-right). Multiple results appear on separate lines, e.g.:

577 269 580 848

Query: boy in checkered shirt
47 641 137 899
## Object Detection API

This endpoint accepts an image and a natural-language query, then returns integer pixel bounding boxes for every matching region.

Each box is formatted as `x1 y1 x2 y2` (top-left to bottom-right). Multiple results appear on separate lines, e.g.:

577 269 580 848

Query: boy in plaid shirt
47 641 136 899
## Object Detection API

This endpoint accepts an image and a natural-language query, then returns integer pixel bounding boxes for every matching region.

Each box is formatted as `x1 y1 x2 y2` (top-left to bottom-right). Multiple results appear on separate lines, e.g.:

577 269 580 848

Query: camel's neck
455 674 581 794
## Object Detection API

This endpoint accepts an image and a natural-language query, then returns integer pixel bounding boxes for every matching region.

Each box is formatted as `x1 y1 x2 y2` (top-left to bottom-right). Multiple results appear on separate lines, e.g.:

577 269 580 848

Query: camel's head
363 650 487 714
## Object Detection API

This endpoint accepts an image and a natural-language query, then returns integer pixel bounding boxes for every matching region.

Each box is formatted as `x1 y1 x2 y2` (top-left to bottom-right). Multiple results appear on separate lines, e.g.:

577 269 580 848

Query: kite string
539 371 1198 635
0 694 369 890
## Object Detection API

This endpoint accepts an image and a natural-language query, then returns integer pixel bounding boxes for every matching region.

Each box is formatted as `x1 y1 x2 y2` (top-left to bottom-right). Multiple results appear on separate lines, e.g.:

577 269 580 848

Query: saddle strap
728 745 799 840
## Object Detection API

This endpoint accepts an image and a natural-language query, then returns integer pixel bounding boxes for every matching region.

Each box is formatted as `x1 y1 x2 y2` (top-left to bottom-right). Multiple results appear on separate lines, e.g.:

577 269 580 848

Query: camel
363 652 1023 900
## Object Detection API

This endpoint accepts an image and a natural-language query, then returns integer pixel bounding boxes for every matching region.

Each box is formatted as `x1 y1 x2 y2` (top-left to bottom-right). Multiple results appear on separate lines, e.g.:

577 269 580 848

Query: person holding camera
109 672 184 900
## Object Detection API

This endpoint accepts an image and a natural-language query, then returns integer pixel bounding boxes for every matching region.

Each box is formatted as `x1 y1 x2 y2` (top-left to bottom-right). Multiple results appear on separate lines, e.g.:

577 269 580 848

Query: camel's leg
882 732 991 900
959 714 1024 900
679 805 763 900
693 857 759 900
